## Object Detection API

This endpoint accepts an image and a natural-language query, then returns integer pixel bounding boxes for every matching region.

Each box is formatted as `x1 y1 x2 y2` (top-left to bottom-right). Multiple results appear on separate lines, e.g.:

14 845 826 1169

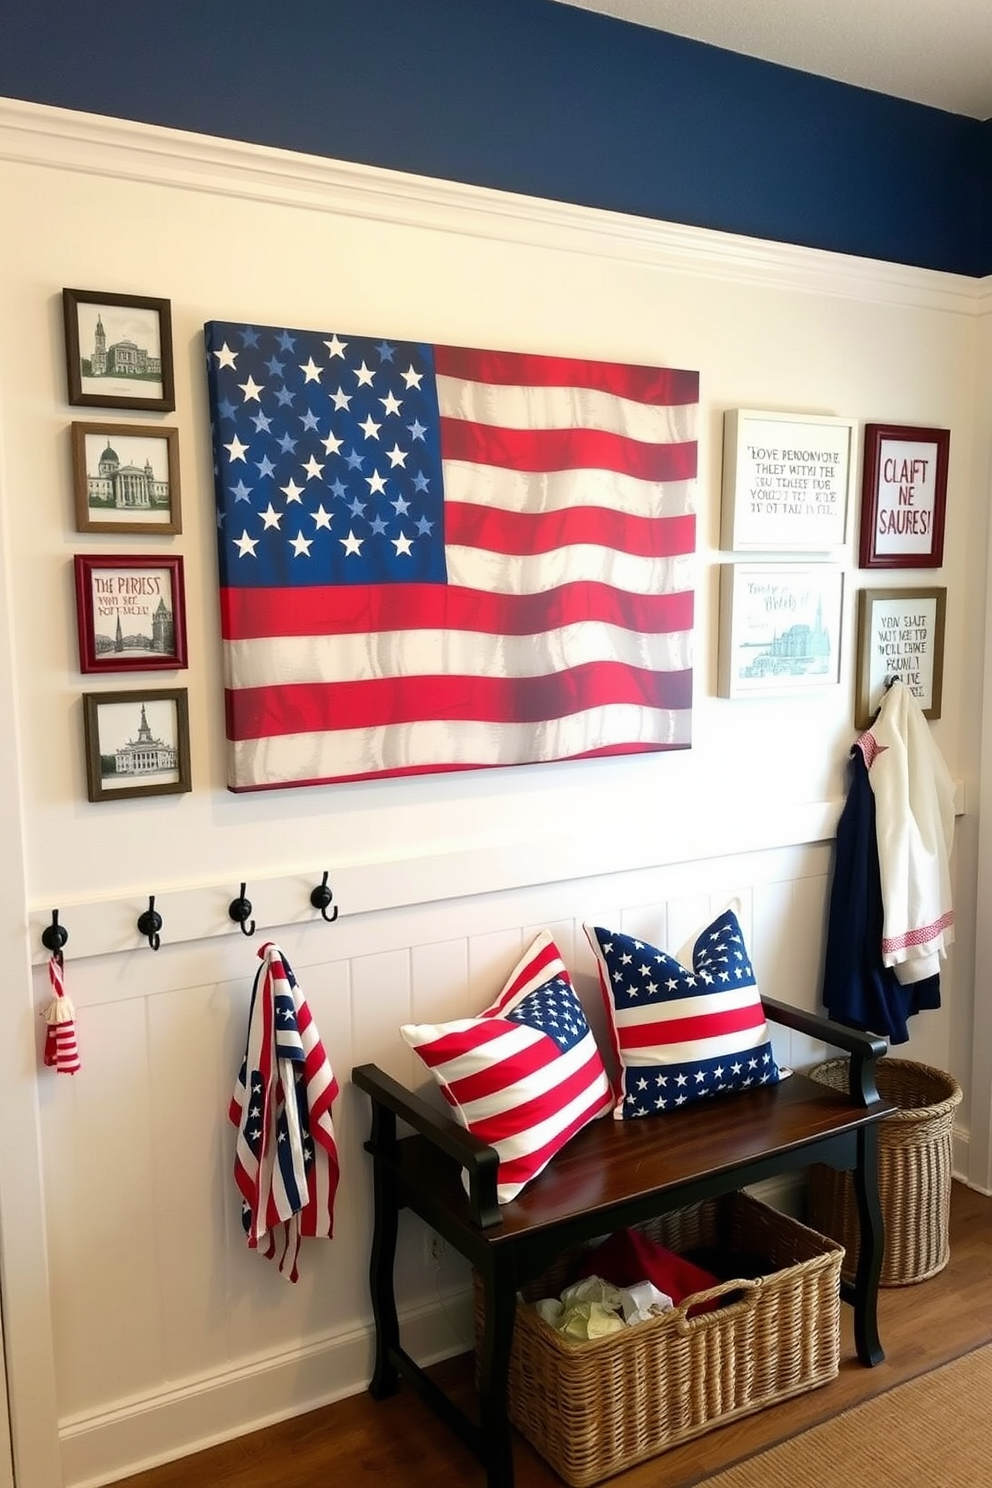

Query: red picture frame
858 423 949 569
73 555 187 674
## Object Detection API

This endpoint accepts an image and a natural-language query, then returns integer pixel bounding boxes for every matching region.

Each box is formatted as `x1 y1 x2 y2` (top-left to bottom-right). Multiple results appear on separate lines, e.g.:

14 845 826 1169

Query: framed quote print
721 409 855 552
855 587 946 728
73 555 187 674
858 423 949 569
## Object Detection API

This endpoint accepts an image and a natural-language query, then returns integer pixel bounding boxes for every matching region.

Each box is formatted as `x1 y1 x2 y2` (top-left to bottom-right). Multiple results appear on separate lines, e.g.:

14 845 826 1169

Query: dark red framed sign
73 554 187 674
858 423 949 569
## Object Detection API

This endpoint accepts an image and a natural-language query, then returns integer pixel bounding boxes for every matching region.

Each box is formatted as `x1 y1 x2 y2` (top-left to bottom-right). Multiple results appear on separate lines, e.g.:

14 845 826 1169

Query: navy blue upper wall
1 0 990 276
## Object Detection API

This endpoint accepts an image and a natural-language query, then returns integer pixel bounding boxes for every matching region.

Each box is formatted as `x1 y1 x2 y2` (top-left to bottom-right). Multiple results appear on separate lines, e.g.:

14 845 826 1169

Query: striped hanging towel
43 954 81 1074
229 941 340 1281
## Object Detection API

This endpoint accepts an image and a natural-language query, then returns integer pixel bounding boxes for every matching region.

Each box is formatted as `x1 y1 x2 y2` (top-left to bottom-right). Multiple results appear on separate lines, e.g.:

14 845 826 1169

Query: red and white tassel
43 954 81 1075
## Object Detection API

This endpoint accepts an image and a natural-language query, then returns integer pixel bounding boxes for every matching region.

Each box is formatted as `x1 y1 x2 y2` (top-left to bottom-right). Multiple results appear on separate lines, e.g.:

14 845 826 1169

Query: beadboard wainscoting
33 837 962 1487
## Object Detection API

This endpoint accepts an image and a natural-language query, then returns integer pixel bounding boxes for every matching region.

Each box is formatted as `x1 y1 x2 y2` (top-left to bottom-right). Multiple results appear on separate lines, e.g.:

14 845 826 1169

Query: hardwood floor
117 1183 991 1488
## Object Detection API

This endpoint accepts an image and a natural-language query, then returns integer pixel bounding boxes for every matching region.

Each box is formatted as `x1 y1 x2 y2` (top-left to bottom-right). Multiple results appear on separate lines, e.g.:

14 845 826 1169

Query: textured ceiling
552 0 992 118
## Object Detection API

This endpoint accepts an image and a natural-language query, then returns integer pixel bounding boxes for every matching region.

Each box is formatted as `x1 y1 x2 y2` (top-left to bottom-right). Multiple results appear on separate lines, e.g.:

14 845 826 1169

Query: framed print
858 423 949 569
721 409 855 552
718 563 844 698
855 587 946 728
62 289 175 412
82 688 191 802
73 555 187 674
71 422 182 535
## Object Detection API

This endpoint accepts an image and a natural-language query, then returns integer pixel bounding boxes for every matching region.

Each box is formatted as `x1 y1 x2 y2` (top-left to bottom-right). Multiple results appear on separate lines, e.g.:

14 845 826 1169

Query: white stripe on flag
225 624 692 690
442 461 696 518
436 376 697 444
445 544 692 597
621 1027 770 1067
231 703 691 785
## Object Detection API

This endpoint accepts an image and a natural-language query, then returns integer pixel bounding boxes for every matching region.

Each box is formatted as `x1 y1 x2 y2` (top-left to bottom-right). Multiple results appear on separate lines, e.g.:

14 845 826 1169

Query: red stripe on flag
226 662 693 740
492 940 563 1007
440 417 698 481
412 1019 511 1068
617 1003 767 1051
220 582 694 641
434 345 700 406
445 501 696 558
444 1034 561 1106
457 1047 610 1146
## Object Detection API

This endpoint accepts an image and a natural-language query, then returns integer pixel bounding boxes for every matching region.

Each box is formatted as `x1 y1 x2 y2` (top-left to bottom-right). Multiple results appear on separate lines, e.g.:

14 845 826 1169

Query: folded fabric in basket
534 1274 672 1337
576 1226 721 1314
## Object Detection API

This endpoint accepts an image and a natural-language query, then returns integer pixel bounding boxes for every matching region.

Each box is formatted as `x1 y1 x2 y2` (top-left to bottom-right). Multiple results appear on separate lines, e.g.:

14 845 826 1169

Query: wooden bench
353 997 892 1488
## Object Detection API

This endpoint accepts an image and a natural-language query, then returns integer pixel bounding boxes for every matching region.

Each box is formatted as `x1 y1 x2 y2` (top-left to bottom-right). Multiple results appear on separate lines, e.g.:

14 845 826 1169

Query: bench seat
353 995 892 1488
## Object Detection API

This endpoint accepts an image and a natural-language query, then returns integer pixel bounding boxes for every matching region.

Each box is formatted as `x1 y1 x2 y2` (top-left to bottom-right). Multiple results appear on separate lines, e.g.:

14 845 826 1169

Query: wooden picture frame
82 688 191 802
62 288 175 412
858 423 949 569
721 409 855 552
71 422 182 535
73 554 187 674
717 563 844 698
855 586 946 728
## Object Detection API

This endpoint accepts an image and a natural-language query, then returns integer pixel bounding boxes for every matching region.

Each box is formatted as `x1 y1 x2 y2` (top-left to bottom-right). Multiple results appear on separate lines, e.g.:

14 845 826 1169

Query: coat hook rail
41 909 69 964
136 895 163 952
309 871 339 923
229 883 256 937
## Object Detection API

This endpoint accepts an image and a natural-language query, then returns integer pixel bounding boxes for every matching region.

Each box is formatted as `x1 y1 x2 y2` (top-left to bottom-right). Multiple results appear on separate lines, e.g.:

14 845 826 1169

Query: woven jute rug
697 1342 992 1488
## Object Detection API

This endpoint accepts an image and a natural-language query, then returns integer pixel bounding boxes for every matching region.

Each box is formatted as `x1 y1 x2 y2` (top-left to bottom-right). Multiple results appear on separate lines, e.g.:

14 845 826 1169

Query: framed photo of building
718 563 844 698
73 555 187 674
858 423 949 569
82 688 191 802
71 422 182 534
62 289 175 412
855 587 946 727
721 409 856 552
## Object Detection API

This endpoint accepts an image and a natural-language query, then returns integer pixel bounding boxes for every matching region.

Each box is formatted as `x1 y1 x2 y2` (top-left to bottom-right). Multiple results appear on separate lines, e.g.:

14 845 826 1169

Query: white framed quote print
721 409 856 552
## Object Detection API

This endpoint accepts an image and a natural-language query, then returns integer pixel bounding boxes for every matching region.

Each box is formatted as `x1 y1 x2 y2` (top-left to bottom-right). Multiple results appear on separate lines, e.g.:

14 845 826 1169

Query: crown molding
0 95 981 316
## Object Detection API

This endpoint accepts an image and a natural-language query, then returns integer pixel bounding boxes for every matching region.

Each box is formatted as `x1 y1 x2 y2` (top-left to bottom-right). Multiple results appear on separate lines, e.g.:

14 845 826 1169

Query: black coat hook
310 871 339 923
41 909 69 964
137 895 163 951
229 883 256 937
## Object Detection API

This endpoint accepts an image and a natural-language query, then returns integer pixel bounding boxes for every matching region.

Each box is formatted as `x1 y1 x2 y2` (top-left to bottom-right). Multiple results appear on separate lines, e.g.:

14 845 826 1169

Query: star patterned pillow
401 930 613 1202
584 909 782 1120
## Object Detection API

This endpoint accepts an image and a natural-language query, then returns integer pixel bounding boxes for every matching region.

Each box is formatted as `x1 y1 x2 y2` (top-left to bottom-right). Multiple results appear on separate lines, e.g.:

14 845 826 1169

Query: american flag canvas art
204 320 698 790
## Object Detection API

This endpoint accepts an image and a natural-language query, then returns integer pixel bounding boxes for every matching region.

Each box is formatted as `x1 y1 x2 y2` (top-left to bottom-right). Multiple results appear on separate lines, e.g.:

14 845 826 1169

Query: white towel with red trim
856 680 955 985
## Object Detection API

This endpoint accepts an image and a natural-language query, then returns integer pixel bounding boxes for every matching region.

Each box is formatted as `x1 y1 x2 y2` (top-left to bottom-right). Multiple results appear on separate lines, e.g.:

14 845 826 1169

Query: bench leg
367 1155 402 1399
850 1122 885 1366
476 1259 518 1488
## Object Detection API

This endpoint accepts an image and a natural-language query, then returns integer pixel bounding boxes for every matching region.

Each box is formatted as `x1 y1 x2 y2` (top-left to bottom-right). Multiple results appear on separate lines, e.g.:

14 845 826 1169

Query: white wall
0 99 987 1488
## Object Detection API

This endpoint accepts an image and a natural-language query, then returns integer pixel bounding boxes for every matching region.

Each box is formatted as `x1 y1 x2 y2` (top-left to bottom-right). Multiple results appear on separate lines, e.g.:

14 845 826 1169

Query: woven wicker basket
807 1057 962 1287
474 1192 843 1487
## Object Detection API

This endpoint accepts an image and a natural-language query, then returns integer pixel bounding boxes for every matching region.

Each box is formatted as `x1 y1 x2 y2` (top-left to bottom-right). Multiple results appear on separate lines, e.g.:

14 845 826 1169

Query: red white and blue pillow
584 909 781 1120
401 930 613 1202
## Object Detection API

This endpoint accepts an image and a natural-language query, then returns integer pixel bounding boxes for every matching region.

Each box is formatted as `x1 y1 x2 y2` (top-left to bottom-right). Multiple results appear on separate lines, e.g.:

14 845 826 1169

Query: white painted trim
26 781 966 967
60 1290 474 1488
0 97 982 317
29 792 844 963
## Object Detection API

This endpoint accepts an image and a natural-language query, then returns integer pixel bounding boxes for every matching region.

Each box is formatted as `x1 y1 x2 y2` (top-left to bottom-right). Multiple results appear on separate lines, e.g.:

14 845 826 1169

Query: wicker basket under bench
353 997 893 1488
484 1193 844 1487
